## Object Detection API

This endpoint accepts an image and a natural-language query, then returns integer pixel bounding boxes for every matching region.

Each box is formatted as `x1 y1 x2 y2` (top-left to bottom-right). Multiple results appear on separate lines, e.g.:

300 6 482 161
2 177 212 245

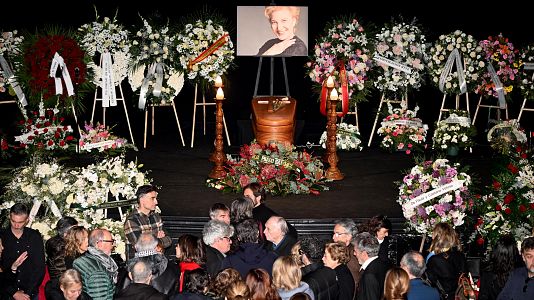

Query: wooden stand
208 96 226 179
368 93 408 147
325 95 344 181
191 83 230 148
438 93 471 122
144 99 185 148
339 103 360 130
90 55 135 146
472 95 508 125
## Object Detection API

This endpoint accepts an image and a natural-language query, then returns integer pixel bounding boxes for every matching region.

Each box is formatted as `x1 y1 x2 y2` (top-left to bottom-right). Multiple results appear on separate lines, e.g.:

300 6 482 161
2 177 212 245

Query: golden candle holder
208 80 227 179
325 81 344 181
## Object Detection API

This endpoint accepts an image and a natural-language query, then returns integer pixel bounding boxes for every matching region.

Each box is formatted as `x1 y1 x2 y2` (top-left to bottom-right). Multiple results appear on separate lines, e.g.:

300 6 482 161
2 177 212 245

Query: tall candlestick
214 75 223 88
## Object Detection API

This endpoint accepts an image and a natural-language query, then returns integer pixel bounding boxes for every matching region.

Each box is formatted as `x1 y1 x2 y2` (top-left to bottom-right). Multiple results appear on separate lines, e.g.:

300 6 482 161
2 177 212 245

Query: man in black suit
353 232 390 300
115 260 168 300
202 220 234 277
263 216 297 256
300 236 339 300
243 182 298 239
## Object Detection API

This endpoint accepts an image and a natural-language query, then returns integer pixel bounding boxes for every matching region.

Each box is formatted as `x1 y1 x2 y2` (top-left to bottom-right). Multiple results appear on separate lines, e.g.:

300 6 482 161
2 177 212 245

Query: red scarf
179 261 202 292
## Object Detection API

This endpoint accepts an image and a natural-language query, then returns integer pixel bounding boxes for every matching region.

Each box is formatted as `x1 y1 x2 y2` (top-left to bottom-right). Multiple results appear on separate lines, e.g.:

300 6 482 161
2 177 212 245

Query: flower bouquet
433 110 476 152
377 102 428 154
398 158 472 234
207 141 329 196
176 19 235 84
79 122 133 154
519 45 534 101
305 17 373 108
14 101 76 155
0 30 24 59
78 14 131 90
373 22 428 95
129 17 184 107
16 30 93 110
487 119 528 155
319 122 363 151
473 146 534 246
427 30 485 95
475 34 520 102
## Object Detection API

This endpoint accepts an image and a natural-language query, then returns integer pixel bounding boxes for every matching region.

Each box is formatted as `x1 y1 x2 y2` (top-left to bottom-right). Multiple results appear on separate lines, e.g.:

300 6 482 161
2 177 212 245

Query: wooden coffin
252 96 296 146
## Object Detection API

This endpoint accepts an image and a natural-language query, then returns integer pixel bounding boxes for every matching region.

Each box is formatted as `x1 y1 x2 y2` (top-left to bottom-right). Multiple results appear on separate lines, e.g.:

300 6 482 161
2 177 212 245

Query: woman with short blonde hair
322 242 354 300
272 256 314 300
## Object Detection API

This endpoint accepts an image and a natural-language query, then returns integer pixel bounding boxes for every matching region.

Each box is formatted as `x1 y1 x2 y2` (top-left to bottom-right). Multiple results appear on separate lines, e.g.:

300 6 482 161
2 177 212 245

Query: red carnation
530 203 534 210
27 119 33 124
60 117 65 122
37 142 44 149
19 120 25 125
495 204 502 211
507 163 518 174
44 121 51 127
59 140 65 147
521 153 528 159
47 140 54 146
66 136 74 141
54 132 60 139
493 181 502 190
503 194 515 204
43 128 48 133
504 208 512 215
476 237 485 246
520 205 527 213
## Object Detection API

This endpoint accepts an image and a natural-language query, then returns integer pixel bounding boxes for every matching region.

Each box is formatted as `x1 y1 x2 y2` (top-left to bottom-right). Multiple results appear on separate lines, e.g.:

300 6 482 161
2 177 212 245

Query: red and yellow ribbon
320 61 349 117
188 34 229 70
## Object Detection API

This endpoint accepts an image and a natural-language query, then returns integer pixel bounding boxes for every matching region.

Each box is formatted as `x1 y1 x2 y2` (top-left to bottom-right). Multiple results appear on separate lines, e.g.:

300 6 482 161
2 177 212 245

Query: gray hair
88 228 107 247
135 232 158 253
131 260 153 283
271 216 288 235
203 220 234 246
334 218 358 237
400 251 426 278
353 232 379 257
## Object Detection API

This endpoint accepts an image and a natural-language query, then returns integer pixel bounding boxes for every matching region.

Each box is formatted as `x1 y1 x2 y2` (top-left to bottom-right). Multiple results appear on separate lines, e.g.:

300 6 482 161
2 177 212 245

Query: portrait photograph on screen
237 6 308 57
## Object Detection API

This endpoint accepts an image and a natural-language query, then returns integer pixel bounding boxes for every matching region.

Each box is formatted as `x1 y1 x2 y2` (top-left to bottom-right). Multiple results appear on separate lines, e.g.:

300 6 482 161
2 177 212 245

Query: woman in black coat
322 242 355 300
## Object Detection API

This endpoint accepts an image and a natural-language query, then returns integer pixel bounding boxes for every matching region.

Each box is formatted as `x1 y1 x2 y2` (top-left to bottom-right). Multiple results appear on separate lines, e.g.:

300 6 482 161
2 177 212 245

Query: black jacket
252 204 298 239
45 235 67 280
221 242 278 278
263 234 297 257
356 258 390 300
205 245 225 277
118 255 180 297
335 264 355 300
115 283 168 300
425 250 466 300
302 262 339 300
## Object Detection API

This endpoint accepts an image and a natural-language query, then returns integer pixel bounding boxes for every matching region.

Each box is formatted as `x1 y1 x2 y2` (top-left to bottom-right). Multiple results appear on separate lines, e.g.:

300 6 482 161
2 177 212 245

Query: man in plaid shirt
124 185 172 259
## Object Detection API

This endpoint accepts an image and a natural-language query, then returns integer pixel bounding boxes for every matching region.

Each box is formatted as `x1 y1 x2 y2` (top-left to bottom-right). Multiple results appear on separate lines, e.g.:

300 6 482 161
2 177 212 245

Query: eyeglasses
100 239 115 244
221 236 231 241
333 232 349 237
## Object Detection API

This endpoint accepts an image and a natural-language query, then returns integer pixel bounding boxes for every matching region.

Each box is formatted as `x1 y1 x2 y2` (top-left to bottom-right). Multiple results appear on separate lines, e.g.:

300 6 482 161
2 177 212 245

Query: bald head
130 260 153 284
400 251 426 279
264 216 287 244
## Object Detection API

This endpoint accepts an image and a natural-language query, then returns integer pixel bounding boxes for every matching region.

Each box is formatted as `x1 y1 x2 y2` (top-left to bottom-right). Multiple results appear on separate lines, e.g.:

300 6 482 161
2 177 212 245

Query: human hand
263 38 296 56
11 251 28 271
13 291 30 300
157 230 166 238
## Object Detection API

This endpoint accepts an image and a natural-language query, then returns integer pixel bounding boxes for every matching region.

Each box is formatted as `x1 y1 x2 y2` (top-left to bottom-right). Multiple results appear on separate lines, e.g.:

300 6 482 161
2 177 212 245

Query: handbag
455 273 476 300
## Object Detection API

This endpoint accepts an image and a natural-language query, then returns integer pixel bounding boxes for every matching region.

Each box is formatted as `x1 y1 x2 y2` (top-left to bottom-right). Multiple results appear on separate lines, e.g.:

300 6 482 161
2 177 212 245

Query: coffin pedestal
252 96 296 146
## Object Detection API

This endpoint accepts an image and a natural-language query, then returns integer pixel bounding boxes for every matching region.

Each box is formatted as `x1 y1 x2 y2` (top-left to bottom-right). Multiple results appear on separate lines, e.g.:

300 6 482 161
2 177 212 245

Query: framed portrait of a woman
237 6 308 57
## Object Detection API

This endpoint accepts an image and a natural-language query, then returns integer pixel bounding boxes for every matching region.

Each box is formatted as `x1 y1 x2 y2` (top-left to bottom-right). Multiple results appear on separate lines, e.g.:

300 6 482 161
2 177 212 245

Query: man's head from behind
299 236 325 265
400 251 426 279
136 185 158 214
135 232 159 257
129 260 153 284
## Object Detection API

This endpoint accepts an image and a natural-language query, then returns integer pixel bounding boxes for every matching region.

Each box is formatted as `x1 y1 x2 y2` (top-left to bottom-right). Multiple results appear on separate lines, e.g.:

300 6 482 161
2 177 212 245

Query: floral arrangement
77 16 130 56
373 22 428 94
487 119 528 155
176 19 235 83
319 122 363 151
207 141 329 196
473 146 534 246
305 17 373 106
0 72 6 93
1 155 151 259
128 17 184 106
14 101 76 154
79 122 131 153
427 30 485 94
0 30 24 58
377 102 428 154
398 158 472 234
433 110 476 151
17 31 93 109
475 34 520 100
519 45 534 101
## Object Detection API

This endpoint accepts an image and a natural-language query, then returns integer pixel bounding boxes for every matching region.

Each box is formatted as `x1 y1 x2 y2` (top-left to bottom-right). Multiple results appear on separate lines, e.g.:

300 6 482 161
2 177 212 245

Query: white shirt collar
360 256 378 271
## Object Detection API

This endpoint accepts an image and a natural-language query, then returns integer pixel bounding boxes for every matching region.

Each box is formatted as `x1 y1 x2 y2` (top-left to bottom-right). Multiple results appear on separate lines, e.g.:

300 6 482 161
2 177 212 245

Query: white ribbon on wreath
88 51 130 107
403 179 465 210
50 52 75 96
0 54 27 106
439 48 467 95
138 62 164 110
523 63 534 70
28 198 62 227
443 115 471 126
373 54 413 74
101 51 117 107
486 62 506 108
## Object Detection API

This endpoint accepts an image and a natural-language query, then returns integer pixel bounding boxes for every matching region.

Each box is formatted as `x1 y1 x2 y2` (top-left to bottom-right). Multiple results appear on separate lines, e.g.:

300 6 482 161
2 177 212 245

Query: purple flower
446 167 457 177
413 189 422 197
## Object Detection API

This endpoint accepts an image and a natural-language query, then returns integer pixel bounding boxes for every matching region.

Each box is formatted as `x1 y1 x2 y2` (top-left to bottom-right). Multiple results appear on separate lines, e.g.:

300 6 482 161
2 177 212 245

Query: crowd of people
1 183 533 300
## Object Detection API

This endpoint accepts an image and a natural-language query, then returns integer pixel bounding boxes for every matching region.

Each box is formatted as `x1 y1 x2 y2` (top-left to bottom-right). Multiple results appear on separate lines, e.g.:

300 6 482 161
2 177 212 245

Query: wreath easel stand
144 98 185 148
368 92 408 147
90 54 135 146
438 93 471 121
472 95 508 126
190 82 230 148
518 72 534 123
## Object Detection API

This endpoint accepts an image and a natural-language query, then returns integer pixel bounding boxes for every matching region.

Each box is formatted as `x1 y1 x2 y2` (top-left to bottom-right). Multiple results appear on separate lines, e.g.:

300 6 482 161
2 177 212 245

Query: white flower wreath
128 65 184 105
0 30 24 57
373 22 428 94
428 30 485 95
520 45 534 101
176 19 234 82
88 51 130 87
